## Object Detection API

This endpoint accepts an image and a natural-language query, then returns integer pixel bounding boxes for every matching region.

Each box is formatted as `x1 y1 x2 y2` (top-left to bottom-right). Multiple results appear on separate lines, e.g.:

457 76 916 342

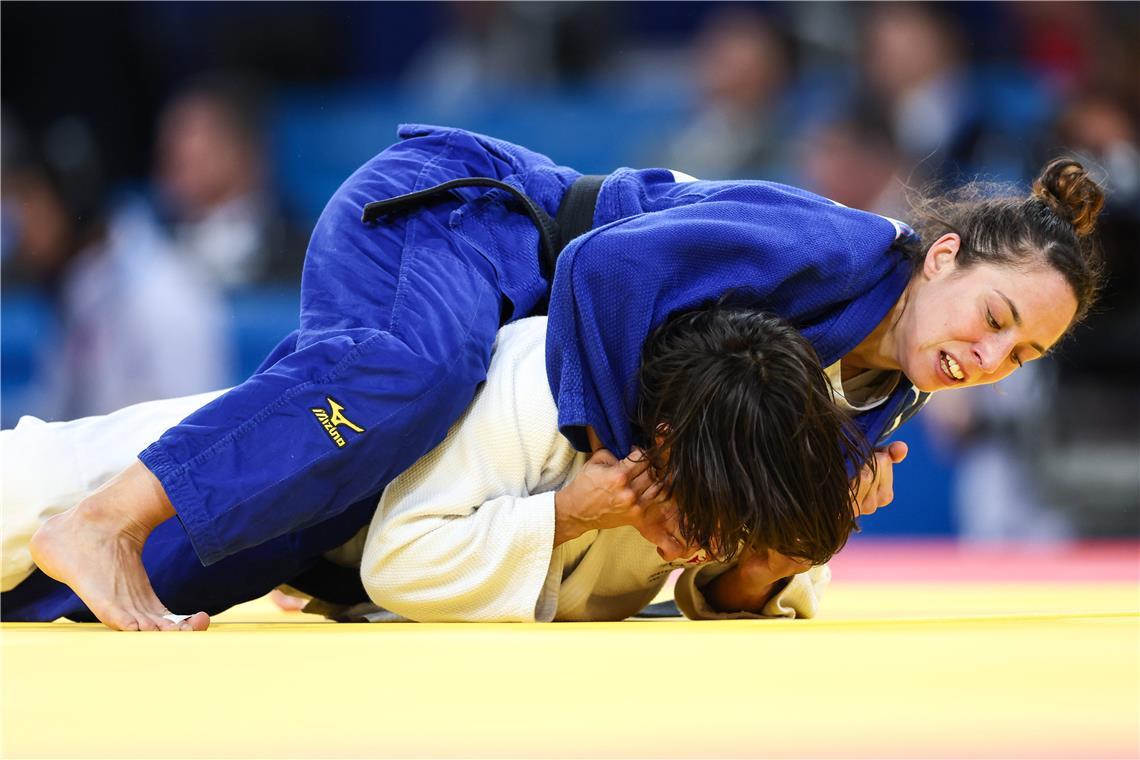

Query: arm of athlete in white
1 389 227 591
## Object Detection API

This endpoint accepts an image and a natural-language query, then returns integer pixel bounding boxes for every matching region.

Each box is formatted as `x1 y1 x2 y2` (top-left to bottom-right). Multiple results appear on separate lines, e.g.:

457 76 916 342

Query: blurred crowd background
2 1 1137 541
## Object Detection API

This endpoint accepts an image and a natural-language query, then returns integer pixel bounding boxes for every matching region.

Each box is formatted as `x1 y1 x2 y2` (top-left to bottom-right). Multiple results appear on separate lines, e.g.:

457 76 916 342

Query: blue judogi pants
0 497 374 622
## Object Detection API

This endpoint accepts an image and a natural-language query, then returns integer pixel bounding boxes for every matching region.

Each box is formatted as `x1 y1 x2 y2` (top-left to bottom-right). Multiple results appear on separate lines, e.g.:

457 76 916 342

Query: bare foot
30 496 208 632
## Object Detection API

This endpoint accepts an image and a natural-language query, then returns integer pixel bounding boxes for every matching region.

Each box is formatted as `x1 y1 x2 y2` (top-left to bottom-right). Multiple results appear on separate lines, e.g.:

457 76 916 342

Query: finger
626 446 650 464
628 468 657 499
614 486 637 509
875 480 894 509
590 448 618 466
888 441 909 463
621 452 651 480
879 464 895 504
639 479 671 506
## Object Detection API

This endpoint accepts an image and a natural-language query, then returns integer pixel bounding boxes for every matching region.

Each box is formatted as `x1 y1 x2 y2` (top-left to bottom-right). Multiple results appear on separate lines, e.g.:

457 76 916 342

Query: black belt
361 174 606 282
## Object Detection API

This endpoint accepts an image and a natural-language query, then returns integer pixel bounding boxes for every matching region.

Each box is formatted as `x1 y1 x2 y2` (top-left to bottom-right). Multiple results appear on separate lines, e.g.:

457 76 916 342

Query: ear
921 233 961 281
654 422 670 449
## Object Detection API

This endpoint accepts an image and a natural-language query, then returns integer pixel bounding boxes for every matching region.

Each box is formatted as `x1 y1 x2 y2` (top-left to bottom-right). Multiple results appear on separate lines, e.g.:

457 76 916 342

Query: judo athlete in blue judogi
20 126 1092 630
143 126 918 561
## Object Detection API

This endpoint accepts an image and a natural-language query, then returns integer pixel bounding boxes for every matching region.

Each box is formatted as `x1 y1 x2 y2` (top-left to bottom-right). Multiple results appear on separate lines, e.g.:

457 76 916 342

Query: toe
134 615 160 632
150 614 180 631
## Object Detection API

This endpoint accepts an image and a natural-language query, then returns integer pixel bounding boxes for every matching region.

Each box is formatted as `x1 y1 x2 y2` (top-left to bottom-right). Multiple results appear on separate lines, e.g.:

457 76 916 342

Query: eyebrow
996 290 1046 355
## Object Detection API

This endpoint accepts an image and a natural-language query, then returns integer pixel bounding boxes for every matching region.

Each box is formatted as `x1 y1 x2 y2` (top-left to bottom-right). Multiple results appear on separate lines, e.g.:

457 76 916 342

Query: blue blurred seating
270 85 690 226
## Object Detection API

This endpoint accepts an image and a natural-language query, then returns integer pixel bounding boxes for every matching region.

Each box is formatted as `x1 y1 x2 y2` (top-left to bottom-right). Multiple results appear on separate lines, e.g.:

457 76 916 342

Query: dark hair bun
1032 158 1105 237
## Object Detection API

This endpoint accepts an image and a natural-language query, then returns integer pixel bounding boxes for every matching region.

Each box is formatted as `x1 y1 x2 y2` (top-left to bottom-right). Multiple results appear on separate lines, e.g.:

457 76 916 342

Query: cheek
903 310 944 365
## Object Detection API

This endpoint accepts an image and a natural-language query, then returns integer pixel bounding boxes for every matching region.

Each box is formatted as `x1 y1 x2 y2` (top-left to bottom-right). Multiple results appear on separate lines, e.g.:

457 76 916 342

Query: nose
644 522 701 562
654 534 700 562
973 334 1014 376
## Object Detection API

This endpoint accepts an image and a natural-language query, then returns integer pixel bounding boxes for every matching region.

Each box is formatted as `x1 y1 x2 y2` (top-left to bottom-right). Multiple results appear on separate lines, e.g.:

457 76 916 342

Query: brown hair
634 303 865 566
906 158 1106 323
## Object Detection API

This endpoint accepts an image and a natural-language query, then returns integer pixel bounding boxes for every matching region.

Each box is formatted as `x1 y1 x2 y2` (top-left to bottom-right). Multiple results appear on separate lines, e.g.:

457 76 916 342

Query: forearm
552 490 594 547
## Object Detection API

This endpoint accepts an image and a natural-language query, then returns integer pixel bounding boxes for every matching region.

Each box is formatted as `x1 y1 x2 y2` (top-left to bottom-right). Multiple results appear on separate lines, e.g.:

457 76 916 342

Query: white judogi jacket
350 317 828 622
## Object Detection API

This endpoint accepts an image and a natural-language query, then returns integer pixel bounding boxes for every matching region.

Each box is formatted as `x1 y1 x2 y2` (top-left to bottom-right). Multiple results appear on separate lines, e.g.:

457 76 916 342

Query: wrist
553 491 585 547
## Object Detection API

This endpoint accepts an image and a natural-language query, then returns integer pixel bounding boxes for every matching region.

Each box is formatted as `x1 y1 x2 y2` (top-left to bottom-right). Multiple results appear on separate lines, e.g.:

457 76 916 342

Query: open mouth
939 351 966 383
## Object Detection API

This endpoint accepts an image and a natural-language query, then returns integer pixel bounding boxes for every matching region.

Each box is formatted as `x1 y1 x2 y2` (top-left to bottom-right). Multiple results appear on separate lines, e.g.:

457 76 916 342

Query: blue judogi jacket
546 169 925 456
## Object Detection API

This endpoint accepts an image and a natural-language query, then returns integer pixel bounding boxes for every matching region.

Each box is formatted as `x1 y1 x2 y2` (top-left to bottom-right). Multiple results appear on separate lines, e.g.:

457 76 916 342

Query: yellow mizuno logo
311 397 365 448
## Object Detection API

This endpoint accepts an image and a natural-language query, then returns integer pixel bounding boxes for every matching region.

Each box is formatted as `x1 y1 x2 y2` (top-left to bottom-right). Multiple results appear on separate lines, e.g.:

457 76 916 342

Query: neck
845 286 908 372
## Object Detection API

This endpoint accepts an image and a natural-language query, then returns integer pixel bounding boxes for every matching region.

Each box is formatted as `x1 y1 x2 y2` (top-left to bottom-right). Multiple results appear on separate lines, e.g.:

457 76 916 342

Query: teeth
941 352 965 381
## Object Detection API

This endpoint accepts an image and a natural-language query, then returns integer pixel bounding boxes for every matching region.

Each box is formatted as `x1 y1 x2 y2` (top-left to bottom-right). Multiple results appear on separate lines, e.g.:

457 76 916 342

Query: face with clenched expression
887 234 1078 392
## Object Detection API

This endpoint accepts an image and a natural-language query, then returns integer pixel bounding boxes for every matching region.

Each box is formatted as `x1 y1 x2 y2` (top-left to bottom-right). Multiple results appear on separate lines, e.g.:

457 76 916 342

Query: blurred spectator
403 2 616 104
154 73 304 288
1055 94 1140 234
657 7 797 179
860 4 968 165
1008 3 1125 101
796 104 908 218
858 3 1031 186
1028 92 1140 536
2 117 229 419
1052 92 1140 378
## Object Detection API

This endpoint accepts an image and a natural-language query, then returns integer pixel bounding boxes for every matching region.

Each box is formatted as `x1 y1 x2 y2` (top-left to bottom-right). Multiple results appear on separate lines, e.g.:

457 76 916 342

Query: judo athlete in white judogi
3 305 860 623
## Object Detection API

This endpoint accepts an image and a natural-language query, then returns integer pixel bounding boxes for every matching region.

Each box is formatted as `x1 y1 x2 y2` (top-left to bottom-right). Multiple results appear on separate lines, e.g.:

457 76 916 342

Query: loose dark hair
907 158 1106 323
634 304 866 566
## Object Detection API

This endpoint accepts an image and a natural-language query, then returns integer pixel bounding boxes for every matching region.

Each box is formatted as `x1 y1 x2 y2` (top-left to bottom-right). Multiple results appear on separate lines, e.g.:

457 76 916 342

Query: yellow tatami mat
3 579 1137 759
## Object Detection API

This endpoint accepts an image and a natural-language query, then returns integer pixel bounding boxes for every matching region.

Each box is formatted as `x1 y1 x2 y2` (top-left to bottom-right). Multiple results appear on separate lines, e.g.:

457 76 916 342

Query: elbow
358 541 455 621
359 542 402 611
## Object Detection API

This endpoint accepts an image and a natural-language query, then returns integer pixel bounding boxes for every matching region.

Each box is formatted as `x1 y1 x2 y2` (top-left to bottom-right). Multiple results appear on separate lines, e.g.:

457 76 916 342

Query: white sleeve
1 389 228 591
359 320 572 623
673 563 831 620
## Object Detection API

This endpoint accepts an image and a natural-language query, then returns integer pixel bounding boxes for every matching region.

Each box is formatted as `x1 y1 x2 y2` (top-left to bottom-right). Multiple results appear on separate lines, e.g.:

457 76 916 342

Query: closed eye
986 308 1001 330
